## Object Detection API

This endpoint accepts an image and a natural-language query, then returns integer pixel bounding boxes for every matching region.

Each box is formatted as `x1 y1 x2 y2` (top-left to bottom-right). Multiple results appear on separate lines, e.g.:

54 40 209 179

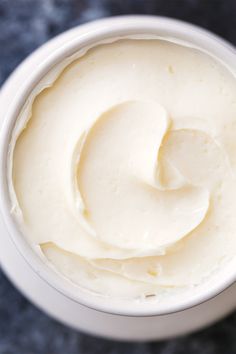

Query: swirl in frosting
10 39 236 298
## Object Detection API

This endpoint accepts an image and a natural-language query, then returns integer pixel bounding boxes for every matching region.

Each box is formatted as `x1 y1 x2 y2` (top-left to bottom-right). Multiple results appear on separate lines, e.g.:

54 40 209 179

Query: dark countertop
0 1 235 353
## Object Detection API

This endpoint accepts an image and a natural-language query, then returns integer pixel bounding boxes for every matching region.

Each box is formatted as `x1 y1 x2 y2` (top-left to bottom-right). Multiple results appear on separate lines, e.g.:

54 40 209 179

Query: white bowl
0 16 235 340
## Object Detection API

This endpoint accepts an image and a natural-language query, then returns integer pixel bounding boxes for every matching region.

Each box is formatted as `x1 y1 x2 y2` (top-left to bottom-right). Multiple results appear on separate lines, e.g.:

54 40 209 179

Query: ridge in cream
9 38 236 300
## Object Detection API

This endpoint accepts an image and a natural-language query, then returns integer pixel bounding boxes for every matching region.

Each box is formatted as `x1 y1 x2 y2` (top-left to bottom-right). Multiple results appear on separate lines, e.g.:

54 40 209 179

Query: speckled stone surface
0 1 236 353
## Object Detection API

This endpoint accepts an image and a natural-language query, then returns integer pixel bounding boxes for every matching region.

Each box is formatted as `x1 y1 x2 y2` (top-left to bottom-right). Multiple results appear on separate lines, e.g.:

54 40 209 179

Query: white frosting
9 39 236 298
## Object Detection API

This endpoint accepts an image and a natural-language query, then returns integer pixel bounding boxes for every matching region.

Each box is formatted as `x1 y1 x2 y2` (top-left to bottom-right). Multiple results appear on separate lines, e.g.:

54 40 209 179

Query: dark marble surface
0 1 236 353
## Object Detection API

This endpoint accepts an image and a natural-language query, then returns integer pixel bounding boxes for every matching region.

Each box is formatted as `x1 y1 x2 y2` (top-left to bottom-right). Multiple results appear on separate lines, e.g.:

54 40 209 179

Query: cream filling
10 39 236 298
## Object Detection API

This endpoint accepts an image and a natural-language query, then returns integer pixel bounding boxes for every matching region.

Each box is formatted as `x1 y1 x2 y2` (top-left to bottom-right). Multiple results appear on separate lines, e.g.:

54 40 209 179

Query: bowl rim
0 15 236 317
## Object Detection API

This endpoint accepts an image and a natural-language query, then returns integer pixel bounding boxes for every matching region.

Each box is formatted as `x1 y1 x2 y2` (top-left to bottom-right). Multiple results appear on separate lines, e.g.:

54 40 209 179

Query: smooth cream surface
10 39 236 298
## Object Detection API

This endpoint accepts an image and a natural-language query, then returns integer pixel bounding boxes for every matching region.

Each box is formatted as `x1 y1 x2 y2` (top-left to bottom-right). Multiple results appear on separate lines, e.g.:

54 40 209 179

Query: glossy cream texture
11 39 236 298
